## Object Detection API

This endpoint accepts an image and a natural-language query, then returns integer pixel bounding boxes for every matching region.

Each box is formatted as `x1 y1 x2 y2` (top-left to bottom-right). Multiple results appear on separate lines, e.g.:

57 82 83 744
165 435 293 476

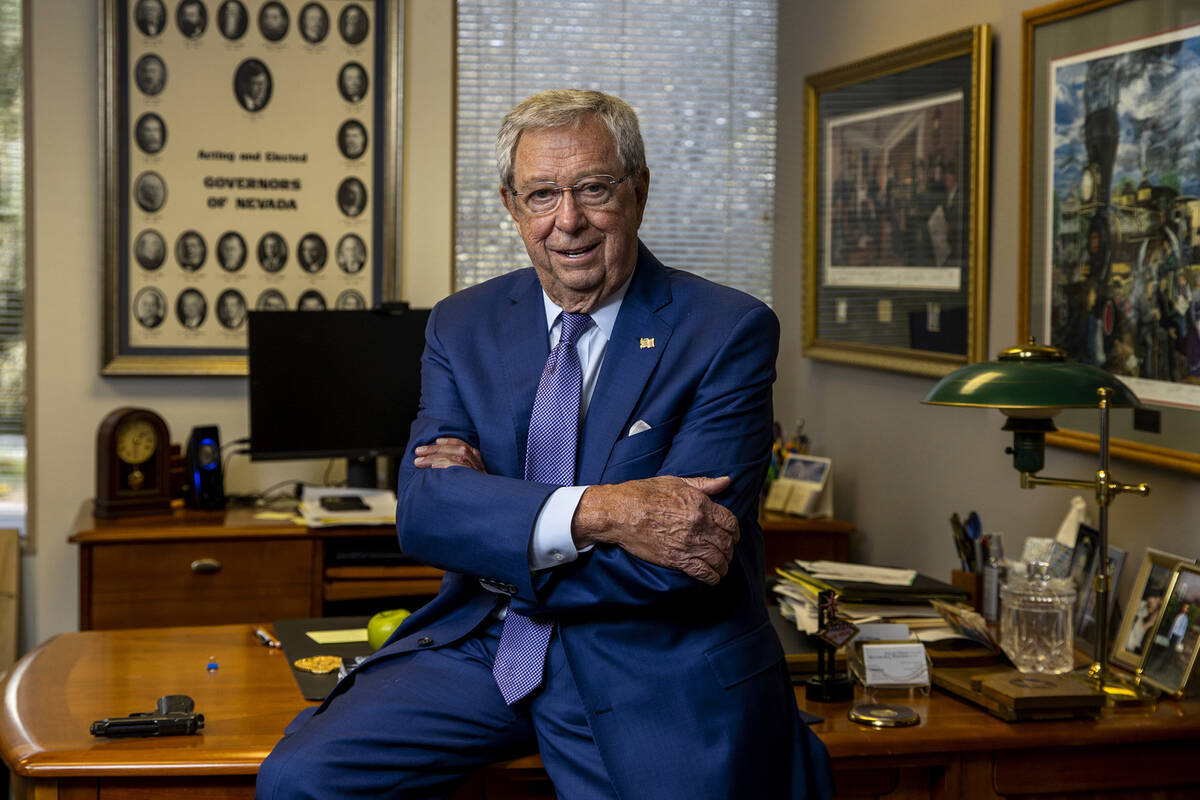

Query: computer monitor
247 307 431 488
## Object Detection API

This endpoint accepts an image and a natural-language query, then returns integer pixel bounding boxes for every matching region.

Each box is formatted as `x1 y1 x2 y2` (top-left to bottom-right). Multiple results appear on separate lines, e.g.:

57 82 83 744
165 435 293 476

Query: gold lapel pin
639 337 655 349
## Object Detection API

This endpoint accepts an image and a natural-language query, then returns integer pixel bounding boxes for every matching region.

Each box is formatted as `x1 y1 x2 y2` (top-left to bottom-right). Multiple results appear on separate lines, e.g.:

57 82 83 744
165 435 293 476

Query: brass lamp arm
1094 470 1151 506
1018 472 1091 492
1020 471 1150 506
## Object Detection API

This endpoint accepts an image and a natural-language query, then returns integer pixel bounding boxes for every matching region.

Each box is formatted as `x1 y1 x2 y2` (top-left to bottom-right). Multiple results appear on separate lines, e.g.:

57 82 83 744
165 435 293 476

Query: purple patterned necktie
492 311 593 705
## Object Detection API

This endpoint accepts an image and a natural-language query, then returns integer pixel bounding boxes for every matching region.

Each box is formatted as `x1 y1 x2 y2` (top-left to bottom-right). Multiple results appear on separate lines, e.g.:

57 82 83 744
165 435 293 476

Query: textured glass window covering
0 0 25 508
455 0 777 304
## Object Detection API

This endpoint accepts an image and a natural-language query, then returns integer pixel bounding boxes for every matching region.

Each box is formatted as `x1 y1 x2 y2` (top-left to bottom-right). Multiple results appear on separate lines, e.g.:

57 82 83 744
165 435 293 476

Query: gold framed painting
1020 0 1200 476
803 25 992 377
101 0 400 375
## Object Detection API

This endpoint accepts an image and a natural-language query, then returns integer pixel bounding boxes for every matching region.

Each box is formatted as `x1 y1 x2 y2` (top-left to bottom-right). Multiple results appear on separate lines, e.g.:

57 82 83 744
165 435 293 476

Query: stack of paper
773 560 966 635
298 486 397 528
792 560 916 586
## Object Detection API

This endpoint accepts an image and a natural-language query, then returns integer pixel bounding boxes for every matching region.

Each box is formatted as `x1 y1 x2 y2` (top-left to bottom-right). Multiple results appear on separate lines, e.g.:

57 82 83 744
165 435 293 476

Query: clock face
95 407 173 518
115 418 158 465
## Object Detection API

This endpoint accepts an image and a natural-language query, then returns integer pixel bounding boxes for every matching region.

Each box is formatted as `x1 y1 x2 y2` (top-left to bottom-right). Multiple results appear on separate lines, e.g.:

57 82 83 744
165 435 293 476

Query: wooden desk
70 505 848 630
70 505 443 629
0 625 308 799
4 624 1199 799
760 512 854 571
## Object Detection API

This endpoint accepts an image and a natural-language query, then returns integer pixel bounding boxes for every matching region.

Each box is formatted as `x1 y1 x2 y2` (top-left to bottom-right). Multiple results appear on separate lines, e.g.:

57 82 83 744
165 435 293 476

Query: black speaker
185 425 226 509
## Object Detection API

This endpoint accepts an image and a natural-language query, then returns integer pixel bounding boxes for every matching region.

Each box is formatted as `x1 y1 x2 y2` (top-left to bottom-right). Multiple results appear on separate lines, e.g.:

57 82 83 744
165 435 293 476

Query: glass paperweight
1000 560 1076 674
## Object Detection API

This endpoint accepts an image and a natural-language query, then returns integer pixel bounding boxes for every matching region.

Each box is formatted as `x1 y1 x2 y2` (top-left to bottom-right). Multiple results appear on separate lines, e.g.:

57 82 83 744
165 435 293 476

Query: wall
22 0 1198 650
22 0 454 649
774 0 1200 597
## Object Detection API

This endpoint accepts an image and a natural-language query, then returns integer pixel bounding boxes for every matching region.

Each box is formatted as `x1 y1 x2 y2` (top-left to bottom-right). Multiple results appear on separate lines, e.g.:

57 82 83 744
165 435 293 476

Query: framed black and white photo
102 0 400 375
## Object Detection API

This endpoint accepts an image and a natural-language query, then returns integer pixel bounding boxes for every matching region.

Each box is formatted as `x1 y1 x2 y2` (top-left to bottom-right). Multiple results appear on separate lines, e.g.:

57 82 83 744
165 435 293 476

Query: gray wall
774 0 1200 598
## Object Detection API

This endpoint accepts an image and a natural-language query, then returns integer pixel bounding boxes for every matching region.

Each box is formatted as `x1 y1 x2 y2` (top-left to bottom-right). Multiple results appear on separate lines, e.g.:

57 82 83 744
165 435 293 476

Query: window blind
455 0 777 304
0 0 24 503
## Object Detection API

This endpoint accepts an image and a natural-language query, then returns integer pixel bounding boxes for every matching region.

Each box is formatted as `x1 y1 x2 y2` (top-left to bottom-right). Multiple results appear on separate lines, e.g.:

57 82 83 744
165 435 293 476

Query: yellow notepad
306 628 368 644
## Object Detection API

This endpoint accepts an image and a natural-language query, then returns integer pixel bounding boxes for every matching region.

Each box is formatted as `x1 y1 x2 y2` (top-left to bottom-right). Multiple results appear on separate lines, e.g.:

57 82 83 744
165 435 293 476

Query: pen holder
951 569 983 612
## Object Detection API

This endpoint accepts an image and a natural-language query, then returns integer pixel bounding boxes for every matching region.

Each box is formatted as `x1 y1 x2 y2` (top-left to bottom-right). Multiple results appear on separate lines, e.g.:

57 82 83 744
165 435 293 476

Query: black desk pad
276 610 822 700
273 616 372 700
275 608 965 721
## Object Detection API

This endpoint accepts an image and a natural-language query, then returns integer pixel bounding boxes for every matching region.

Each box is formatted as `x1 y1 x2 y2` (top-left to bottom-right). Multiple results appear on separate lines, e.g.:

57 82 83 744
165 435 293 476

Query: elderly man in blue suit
257 89 832 799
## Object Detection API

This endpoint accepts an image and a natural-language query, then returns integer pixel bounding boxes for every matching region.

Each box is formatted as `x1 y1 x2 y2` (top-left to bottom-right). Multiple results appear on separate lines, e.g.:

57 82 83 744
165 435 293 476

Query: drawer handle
190 558 222 574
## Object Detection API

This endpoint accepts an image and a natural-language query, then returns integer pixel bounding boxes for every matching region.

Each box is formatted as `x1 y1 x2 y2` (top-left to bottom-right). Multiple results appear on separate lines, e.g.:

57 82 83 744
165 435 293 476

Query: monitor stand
345 456 378 490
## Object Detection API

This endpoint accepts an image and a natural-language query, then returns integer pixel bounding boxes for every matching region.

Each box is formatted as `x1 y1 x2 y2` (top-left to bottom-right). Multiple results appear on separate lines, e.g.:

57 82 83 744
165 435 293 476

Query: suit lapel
576 247 673 485
498 273 551 474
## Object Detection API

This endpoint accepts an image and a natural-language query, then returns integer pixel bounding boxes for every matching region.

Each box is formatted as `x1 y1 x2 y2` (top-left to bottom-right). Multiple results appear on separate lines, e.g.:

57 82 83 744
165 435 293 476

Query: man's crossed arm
413 438 739 585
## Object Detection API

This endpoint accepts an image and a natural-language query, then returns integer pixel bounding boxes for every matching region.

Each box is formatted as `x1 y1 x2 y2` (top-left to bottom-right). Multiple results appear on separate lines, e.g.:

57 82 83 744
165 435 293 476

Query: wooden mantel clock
95 407 173 518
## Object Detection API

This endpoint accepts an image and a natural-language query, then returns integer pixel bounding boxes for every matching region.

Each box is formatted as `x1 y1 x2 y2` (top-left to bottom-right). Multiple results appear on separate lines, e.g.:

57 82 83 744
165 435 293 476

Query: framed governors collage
101 0 399 375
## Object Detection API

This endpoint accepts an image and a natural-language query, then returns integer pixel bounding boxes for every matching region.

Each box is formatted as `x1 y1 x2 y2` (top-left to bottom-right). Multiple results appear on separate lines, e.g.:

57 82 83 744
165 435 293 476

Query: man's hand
413 438 487 473
571 476 739 585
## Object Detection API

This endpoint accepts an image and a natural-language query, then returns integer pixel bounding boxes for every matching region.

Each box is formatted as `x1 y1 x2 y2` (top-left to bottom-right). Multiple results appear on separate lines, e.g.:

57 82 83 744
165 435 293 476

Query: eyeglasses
510 173 634 216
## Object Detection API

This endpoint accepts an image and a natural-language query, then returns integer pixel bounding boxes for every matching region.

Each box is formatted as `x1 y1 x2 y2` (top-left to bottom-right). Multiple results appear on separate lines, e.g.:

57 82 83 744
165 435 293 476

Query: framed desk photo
1112 547 1196 672
1020 0 1200 476
101 0 400 375
1074 543 1125 657
765 454 833 518
803 25 992 377
1137 562 1200 698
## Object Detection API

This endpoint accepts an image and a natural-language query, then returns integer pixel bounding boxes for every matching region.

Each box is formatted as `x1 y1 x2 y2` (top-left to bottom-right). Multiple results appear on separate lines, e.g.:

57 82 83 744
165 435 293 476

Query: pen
254 627 281 648
950 513 972 572
966 511 983 573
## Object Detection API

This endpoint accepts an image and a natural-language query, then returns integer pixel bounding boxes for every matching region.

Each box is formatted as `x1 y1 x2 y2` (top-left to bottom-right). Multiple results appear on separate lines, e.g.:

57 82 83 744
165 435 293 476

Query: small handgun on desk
90 694 204 738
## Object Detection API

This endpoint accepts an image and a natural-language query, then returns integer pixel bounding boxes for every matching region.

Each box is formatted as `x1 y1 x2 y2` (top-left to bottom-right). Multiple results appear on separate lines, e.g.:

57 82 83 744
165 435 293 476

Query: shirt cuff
529 485 591 570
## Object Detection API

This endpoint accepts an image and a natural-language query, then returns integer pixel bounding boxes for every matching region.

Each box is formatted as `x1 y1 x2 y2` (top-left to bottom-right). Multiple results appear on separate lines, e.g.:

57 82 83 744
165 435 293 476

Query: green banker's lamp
922 340 1151 697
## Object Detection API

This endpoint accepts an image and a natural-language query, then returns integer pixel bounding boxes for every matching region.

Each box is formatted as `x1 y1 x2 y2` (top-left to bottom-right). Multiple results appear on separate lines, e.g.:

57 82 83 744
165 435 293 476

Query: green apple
366 608 412 651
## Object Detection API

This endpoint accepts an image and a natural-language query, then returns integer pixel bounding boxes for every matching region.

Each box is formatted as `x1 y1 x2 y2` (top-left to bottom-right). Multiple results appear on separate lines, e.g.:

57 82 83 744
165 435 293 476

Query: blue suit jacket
338 244 831 798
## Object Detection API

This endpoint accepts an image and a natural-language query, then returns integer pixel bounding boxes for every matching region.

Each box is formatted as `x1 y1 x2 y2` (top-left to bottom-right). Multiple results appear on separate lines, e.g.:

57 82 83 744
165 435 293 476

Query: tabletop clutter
772 495 1198 720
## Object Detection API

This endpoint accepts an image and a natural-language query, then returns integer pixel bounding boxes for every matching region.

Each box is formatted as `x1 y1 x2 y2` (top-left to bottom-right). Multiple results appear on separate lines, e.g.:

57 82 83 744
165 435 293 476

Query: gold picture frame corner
101 354 248 378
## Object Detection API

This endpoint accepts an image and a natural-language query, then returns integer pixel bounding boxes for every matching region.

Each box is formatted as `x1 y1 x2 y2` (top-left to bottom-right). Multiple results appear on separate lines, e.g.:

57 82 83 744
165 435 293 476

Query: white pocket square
627 419 652 437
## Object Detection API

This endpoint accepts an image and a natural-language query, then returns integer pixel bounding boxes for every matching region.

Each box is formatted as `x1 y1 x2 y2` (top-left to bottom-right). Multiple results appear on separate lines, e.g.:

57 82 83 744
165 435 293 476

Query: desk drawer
85 539 316 629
